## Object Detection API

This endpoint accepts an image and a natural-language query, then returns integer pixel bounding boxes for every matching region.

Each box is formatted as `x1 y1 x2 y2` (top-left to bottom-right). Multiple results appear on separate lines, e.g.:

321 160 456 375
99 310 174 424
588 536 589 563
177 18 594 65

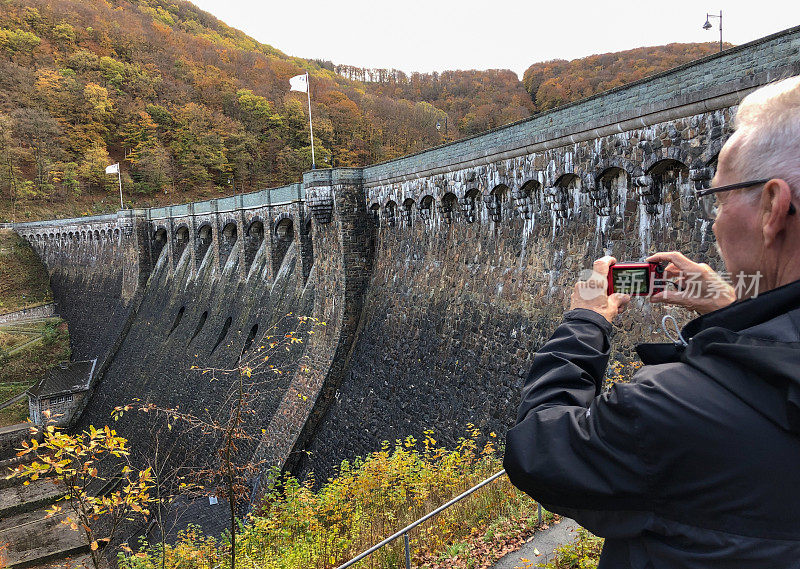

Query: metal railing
334 468 542 569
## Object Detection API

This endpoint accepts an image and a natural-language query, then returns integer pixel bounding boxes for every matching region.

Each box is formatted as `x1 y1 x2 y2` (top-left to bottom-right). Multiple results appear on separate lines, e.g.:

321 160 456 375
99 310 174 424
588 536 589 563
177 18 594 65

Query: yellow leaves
90 540 99 551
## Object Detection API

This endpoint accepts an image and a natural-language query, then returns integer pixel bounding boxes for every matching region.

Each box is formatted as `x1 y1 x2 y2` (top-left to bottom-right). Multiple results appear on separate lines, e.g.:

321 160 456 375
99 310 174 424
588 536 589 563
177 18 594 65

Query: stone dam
11 27 800 489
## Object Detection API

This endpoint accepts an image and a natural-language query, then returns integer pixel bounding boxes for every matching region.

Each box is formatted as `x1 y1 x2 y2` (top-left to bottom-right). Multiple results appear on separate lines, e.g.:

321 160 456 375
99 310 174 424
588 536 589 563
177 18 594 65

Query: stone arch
219 221 238 268
462 188 481 223
514 180 541 219
244 218 264 272
643 158 690 215
273 216 294 273
113 228 120 239
689 152 718 195
401 198 415 227
594 167 629 217
383 200 397 227
486 184 511 223
274 216 294 241
196 223 213 267
80 231 86 240
367 202 379 226
173 224 189 263
419 195 434 224
643 147 690 175
439 192 458 224
546 174 579 220
152 226 168 262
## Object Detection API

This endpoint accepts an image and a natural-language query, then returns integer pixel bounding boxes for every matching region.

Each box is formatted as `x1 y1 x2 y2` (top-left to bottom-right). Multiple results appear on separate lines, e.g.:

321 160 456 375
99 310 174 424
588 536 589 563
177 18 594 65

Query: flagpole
305 72 316 169
117 166 124 209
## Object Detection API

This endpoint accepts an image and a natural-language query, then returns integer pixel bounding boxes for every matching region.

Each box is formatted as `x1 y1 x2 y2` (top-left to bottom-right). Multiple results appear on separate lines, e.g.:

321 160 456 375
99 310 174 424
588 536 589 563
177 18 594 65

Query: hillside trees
522 43 731 112
0 0 734 221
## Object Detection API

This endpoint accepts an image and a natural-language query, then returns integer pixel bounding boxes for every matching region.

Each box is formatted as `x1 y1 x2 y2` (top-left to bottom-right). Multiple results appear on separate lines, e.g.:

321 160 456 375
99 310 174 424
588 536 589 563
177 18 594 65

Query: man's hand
569 256 631 323
646 251 735 315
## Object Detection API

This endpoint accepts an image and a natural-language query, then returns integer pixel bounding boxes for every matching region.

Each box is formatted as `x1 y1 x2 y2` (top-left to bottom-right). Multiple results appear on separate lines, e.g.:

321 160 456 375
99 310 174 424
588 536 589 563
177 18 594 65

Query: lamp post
703 11 723 53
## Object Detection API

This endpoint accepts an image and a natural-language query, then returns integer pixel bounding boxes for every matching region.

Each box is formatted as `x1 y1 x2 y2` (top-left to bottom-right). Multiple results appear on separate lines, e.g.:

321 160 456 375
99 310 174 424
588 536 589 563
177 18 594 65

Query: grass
0 319 70 427
118 427 553 569
0 229 52 315
534 528 604 568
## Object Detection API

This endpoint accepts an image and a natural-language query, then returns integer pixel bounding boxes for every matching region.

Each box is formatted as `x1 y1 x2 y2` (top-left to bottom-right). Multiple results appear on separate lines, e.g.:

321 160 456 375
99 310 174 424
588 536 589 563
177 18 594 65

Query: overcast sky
189 0 800 79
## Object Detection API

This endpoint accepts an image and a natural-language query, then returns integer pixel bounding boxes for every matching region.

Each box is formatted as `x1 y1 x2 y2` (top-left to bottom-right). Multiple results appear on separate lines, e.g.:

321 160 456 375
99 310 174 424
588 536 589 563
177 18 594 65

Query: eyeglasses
694 178 796 220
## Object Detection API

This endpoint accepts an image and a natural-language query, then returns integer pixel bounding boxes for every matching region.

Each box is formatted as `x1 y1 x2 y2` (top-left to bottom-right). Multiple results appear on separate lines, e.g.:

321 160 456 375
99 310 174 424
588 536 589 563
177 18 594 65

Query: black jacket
504 279 800 568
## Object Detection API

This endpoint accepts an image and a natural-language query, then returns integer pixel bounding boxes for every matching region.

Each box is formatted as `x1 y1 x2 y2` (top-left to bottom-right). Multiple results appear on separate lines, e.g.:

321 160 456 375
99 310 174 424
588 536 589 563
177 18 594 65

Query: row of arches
369 158 701 228
150 215 304 274
24 228 121 243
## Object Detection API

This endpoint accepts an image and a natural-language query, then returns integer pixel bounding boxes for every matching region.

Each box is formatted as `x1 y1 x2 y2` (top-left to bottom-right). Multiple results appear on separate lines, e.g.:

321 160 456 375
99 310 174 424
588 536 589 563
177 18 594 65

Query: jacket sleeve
503 309 654 525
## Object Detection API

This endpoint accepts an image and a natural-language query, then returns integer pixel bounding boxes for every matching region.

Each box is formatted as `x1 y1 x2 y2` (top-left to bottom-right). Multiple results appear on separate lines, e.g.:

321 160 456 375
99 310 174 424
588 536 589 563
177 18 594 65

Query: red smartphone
607 262 665 296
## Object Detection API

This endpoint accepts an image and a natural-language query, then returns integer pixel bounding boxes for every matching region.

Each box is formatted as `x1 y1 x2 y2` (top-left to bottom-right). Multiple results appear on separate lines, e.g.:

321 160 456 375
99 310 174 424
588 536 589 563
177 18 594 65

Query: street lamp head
703 19 712 30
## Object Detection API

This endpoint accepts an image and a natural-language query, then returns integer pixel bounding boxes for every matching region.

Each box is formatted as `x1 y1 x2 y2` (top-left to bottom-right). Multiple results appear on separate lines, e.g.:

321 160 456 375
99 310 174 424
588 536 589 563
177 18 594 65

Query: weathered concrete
0 478 63 519
0 303 56 325
0 509 88 568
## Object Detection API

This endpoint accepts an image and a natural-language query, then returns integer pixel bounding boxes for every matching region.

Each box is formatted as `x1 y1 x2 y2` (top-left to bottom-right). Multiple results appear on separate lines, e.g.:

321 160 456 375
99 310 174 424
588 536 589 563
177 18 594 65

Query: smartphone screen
612 267 650 295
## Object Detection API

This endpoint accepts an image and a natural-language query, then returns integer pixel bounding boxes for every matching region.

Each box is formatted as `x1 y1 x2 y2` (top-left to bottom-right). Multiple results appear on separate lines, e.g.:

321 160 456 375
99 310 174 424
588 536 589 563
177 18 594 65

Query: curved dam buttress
13 26 800 488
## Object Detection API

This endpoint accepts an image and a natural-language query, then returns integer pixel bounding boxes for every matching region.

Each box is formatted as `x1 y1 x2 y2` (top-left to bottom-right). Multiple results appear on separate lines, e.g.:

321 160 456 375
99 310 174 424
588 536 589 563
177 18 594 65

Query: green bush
538 528 604 569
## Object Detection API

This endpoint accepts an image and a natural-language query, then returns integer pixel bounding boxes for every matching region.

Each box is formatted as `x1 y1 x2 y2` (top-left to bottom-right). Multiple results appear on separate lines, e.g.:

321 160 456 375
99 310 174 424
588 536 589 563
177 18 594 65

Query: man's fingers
592 255 617 278
610 293 631 312
647 251 698 272
650 289 692 308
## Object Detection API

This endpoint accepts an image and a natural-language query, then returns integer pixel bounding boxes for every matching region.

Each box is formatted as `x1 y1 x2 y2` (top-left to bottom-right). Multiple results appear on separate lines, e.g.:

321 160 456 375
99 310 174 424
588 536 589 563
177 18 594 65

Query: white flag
105 163 119 175
289 73 308 93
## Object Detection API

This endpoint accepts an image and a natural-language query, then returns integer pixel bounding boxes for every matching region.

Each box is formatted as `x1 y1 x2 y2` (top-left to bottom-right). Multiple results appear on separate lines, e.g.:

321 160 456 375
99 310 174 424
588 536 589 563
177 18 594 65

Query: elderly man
504 76 800 568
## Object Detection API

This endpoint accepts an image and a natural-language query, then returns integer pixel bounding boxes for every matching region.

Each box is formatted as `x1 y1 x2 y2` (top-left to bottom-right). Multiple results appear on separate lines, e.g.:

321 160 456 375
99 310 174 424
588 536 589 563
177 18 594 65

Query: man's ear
762 179 793 247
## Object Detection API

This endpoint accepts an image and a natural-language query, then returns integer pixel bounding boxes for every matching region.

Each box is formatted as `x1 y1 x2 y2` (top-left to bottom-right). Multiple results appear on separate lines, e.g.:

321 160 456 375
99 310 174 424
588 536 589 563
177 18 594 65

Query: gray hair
733 76 800 202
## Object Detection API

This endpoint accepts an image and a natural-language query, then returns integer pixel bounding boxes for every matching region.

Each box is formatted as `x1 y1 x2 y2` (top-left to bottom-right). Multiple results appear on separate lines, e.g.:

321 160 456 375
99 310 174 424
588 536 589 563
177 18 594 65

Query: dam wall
13 25 800 486
293 26 800 482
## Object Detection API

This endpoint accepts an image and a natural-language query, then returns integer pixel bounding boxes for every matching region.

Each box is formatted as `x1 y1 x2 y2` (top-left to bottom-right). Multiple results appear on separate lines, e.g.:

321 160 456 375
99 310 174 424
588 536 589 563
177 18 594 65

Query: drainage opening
241 324 258 356
190 311 208 343
169 306 185 336
211 316 233 354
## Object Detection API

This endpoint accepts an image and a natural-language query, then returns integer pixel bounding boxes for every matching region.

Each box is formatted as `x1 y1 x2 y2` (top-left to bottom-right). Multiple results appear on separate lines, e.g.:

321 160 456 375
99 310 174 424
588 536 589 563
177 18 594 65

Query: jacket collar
636 277 800 365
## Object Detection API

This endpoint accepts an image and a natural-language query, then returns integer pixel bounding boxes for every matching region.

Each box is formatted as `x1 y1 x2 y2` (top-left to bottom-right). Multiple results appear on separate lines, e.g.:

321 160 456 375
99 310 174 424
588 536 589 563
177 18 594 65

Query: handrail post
404 533 411 569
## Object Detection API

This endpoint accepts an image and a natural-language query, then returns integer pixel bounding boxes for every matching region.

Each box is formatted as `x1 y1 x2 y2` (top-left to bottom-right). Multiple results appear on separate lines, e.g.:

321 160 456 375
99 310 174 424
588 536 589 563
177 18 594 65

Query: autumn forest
0 0 727 221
